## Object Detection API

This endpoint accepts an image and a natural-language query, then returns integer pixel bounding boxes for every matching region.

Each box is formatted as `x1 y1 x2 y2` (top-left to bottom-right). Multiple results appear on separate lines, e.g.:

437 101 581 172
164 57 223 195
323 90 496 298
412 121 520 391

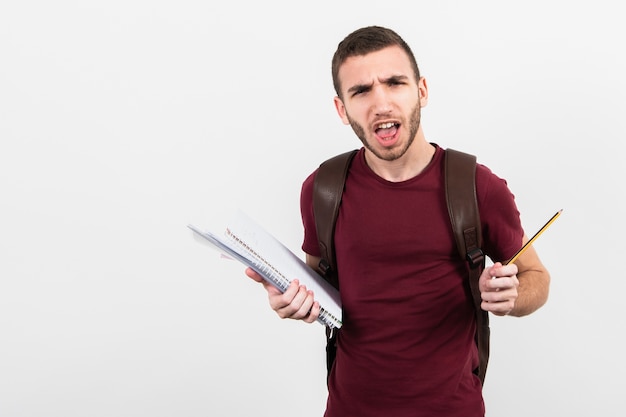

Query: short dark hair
331 26 421 99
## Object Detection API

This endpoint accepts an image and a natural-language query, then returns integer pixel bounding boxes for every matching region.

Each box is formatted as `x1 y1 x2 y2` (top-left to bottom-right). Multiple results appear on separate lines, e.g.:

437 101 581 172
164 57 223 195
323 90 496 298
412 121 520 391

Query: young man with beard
245 26 550 417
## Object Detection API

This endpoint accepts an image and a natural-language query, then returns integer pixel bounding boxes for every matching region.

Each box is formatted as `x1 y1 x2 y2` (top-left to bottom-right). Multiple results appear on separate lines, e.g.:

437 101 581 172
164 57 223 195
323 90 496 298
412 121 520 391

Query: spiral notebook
188 210 342 329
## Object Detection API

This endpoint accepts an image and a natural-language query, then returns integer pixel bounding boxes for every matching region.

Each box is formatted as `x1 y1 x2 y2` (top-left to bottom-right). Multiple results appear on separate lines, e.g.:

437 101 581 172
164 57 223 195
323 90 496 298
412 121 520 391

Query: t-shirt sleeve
300 169 321 256
476 164 525 263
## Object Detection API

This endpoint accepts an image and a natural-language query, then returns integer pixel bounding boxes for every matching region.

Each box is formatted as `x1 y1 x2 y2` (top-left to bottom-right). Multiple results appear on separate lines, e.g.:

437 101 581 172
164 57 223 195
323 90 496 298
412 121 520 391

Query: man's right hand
244 268 320 323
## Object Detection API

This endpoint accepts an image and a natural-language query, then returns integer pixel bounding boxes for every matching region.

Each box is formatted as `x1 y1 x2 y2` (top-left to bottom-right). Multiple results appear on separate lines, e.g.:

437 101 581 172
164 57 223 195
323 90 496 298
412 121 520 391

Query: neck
364 140 436 182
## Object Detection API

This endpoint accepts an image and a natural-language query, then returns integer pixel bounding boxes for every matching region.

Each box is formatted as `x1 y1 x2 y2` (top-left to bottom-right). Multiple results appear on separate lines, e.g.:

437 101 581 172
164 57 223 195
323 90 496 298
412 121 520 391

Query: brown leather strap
312 150 358 290
314 148 489 384
445 148 489 385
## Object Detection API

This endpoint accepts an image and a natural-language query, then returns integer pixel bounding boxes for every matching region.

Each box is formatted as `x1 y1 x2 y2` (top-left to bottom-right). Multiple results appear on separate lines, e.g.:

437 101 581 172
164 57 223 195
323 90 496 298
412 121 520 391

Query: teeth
377 122 395 129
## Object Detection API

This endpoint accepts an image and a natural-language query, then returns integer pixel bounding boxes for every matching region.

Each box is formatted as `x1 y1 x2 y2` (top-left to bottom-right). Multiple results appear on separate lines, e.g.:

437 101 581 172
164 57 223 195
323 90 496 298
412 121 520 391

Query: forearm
509 267 550 317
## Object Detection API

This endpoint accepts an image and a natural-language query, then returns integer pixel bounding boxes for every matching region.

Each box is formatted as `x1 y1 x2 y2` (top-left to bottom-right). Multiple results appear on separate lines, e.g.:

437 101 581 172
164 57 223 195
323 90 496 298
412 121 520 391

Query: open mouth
375 122 399 142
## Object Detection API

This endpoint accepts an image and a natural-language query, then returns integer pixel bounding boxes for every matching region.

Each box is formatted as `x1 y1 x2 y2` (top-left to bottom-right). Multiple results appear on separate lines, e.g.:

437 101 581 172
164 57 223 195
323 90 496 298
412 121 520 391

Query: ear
418 77 429 108
333 96 351 125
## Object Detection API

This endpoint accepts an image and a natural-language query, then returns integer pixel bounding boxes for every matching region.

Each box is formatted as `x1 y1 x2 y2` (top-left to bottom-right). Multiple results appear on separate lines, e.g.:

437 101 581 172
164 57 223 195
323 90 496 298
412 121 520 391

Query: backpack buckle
466 248 484 269
318 259 331 277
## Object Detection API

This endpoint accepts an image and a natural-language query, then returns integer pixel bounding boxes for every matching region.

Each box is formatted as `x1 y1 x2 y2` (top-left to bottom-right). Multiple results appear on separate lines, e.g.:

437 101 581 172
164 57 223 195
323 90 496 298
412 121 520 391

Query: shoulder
300 168 318 209
475 162 515 203
302 168 317 191
302 148 363 194
474 162 523 260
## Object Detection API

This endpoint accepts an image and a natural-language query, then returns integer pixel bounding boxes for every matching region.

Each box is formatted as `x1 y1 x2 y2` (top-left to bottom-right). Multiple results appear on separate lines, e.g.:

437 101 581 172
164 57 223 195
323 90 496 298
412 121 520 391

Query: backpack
312 148 490 385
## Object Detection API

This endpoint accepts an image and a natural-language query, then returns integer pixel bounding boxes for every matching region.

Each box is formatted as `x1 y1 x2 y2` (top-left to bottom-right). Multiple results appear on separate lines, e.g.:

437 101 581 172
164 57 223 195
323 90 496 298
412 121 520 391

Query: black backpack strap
312 149 358 290
444 148 489 385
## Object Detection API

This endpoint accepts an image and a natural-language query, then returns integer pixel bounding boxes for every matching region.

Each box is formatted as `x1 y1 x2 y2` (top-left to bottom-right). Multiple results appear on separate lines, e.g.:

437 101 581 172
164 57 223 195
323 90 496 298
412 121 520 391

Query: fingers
270 280 318 321
481 285 517 315
244 269 320 323
480 263 519 316
305 301 321 324
245 268 281 294
489 262 518 279
245 267 264 283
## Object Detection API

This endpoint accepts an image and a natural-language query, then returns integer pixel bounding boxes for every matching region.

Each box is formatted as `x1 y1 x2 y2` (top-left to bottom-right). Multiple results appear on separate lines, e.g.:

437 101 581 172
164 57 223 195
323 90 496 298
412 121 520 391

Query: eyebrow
346 74 411 95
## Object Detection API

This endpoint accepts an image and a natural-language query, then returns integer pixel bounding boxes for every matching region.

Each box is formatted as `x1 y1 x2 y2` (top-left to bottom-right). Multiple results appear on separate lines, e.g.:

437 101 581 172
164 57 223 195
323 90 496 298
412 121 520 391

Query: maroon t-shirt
301 145 523 417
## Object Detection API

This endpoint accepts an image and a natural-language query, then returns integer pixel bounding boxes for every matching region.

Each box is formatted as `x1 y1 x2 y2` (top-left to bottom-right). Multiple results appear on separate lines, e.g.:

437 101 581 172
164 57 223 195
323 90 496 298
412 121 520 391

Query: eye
352 87 368 97
386 76 409 87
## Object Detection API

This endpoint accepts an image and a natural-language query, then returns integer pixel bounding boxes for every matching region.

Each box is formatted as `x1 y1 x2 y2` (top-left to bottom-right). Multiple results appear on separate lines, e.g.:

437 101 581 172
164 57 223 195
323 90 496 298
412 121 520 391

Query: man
245 26 550 417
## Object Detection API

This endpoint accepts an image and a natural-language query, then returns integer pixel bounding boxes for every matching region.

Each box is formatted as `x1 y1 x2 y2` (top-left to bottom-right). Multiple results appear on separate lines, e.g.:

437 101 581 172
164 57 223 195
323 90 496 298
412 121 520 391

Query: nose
372 85 392 116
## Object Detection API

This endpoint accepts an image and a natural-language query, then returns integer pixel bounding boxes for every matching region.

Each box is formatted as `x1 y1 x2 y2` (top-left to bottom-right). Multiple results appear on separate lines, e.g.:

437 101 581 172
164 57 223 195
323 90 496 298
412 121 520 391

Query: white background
1 1 624 416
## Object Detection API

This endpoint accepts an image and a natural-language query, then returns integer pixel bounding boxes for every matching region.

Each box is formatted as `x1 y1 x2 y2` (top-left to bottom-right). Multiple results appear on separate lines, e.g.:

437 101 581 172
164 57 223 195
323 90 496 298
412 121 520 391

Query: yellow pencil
505 209 563 265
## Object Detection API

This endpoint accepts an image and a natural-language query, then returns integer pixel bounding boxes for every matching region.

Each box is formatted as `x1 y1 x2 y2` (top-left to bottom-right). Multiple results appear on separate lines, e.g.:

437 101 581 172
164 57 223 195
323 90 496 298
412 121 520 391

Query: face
333 46 428 162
